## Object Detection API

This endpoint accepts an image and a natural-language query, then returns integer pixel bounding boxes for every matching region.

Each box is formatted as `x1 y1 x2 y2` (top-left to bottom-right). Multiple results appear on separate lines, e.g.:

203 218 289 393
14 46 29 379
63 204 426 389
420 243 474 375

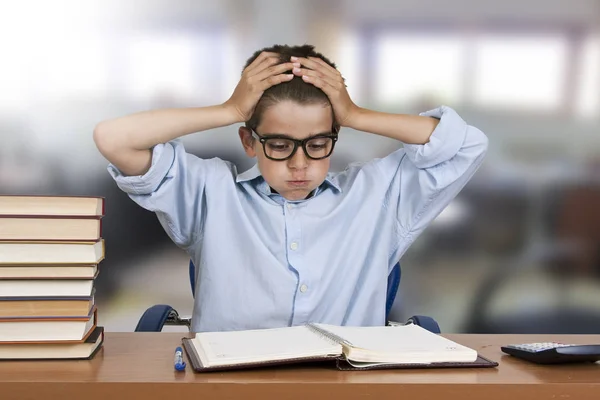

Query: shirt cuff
403 105 468 169
107 142 176 195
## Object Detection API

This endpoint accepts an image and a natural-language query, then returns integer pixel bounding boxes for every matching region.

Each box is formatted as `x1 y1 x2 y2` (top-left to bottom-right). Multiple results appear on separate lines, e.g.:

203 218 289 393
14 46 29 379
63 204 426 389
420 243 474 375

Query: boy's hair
243 44 339 131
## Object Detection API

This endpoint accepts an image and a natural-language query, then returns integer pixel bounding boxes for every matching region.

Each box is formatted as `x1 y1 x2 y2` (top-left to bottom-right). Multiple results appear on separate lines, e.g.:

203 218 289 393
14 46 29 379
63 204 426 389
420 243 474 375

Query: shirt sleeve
373 105 489 253
107 140 219 249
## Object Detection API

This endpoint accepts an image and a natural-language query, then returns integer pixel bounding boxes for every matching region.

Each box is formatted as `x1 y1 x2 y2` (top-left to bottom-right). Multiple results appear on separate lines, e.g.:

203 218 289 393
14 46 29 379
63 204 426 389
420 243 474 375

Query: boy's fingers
253 62 294 82
259 73 294 90
246 56 280 78
308 56 341 75
309 57 344 82
292 57 326 75
293 56 339 80
246 57 278 78
246 51 279 72
293 68 341 89
300 74 335 96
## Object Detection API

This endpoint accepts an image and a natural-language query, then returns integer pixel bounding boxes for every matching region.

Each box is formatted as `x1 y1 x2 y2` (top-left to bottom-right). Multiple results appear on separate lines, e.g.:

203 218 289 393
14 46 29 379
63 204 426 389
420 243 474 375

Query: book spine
306 324 352 347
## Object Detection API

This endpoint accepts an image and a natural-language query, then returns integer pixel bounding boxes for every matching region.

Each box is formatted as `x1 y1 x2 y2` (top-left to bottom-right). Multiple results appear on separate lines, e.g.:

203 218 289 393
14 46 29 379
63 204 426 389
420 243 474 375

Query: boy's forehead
259 101 334 138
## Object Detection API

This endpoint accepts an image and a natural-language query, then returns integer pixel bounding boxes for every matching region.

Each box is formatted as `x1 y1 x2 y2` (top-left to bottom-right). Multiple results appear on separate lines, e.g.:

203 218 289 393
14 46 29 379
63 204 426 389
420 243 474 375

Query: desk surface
0 333 599 400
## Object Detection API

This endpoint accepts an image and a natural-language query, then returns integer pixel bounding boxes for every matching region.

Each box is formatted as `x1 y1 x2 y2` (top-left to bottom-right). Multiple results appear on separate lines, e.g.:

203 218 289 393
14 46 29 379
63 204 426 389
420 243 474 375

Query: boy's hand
224 52 294 123
291 56 359 127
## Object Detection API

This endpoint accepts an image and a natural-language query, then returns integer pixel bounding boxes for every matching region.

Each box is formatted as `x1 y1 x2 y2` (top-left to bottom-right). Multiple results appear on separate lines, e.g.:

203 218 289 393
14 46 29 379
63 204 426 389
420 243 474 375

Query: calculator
501 342 600 364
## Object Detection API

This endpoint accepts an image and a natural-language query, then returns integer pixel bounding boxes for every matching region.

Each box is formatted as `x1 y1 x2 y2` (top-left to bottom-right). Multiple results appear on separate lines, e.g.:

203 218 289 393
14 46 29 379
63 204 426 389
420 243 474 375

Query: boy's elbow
93 122 153 176
93 122 118 157
477 129 489 156
468 125 489 157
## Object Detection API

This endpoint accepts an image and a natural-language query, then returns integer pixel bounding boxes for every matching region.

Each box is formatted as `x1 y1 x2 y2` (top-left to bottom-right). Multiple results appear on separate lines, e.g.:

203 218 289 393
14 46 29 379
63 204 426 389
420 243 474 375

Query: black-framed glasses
251 129 338 161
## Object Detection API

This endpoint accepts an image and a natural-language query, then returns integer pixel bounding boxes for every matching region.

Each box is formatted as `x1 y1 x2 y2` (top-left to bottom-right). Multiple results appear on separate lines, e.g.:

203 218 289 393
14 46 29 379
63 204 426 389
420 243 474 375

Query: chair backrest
188 260 401 321
188 259 196 297
386 262 401 318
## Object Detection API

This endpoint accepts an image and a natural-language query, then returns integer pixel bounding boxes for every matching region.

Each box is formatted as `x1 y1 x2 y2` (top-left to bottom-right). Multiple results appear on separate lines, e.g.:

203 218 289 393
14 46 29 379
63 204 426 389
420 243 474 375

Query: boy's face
239 100 335 201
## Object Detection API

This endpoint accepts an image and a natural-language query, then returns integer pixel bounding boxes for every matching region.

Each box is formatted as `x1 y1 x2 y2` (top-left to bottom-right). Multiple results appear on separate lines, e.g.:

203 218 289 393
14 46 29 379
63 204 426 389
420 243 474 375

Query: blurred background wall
0 0 599 333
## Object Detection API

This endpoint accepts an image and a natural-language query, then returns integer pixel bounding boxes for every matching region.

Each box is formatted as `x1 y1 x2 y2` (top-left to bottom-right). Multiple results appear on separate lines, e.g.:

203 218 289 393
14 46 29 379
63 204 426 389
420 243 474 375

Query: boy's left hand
291 56 359 128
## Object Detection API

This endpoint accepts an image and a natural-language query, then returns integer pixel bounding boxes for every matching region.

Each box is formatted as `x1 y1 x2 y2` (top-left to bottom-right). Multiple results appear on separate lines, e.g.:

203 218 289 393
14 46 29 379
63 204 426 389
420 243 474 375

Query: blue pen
174 346 186 371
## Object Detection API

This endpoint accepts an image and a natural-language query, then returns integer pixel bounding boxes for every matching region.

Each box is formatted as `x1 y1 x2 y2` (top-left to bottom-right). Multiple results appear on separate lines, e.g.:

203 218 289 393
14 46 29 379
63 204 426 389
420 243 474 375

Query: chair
135 261 441 333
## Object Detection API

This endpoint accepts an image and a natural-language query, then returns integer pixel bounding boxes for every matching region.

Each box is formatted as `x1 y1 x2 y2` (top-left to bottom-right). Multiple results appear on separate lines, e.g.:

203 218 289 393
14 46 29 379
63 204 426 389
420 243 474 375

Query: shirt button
300 284 308 293
290 242 298 250
287 203 293 210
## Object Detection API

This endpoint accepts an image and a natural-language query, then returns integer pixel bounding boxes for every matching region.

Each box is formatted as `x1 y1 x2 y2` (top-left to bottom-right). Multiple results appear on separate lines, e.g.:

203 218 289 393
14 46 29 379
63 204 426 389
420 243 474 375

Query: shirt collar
235 163 342 194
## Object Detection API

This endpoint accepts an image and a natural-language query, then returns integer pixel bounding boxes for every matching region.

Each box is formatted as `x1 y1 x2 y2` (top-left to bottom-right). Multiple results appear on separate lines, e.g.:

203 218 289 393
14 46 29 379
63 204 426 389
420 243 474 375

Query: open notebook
182 323 498 372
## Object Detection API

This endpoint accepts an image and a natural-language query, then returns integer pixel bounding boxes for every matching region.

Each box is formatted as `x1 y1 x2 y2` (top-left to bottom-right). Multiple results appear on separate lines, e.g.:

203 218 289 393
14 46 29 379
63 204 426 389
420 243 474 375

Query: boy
94 44 488 332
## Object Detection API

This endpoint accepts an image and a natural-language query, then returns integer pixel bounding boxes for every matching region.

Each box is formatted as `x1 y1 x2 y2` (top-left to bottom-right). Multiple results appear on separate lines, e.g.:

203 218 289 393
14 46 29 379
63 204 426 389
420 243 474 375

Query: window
125 34 200 101
575 34 600 118
37 35 109 99
373 34 466 106
0 38 28 112
338 30 363 103
472 35 568 110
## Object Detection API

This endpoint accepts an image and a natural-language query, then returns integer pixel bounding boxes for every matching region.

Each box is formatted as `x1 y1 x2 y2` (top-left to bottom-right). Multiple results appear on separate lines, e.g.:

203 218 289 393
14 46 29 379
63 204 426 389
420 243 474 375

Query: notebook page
313 323 477 363
193 325 342 367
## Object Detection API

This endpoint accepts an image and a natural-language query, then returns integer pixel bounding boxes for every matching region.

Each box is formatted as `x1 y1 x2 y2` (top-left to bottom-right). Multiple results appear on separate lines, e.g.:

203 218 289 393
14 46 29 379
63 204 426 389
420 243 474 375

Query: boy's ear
238 127 257 158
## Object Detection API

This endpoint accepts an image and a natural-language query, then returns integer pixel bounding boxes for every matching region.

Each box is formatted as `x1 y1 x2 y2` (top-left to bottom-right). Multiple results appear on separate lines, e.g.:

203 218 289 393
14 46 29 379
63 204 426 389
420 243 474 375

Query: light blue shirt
108 106 488 332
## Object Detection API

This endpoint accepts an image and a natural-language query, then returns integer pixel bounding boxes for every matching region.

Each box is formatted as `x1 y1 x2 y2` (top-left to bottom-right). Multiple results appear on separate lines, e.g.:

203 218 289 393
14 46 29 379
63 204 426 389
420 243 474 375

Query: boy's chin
279 188 315 201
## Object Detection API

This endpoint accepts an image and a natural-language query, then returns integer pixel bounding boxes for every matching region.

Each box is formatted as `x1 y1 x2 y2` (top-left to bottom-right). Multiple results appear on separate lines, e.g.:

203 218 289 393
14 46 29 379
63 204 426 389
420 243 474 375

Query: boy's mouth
287 180 310 187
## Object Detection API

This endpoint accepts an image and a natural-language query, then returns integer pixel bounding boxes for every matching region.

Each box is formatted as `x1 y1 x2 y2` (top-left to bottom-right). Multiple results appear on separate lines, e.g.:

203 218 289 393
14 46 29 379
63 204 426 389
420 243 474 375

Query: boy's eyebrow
260 131 335 139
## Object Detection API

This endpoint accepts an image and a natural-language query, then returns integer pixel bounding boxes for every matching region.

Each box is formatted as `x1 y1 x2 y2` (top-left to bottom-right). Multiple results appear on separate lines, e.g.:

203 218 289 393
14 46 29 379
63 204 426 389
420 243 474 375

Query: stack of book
0 195 105 360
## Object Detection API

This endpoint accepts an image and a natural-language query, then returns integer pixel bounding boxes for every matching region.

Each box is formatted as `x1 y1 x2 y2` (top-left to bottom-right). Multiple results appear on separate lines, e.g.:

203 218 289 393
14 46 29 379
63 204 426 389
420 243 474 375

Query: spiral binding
307 323 353 347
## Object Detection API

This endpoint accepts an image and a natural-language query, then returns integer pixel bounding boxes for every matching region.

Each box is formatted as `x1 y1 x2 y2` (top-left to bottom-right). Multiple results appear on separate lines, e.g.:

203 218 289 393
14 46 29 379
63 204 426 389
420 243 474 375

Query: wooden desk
0 333 599 400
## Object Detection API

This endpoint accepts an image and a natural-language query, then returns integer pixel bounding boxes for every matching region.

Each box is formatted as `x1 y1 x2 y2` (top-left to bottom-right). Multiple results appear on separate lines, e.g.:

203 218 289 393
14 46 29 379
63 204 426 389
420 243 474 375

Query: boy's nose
288 148 309 169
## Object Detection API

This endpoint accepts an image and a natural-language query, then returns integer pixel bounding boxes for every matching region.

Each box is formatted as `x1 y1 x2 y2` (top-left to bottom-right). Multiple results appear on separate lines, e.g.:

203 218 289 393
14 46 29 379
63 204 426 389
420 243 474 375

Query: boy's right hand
224 52 294 123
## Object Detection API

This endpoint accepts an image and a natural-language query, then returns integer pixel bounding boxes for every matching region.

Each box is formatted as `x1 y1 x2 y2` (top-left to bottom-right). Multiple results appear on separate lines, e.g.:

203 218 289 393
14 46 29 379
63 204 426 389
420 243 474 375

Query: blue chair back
386 262 401 318
189 259 196 297
188 260 401 321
